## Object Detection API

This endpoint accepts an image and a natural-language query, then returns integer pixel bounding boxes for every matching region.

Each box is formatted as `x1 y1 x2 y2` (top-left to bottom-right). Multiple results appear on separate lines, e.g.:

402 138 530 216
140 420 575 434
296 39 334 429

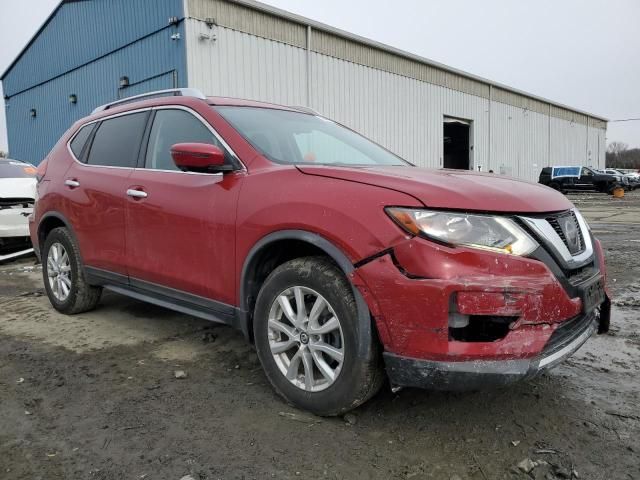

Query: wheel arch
37 212 78 250
240 230 373 357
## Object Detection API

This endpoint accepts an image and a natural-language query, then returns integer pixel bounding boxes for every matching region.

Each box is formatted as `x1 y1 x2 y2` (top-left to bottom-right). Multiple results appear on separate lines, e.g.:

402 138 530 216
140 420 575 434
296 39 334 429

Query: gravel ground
1 191 638 480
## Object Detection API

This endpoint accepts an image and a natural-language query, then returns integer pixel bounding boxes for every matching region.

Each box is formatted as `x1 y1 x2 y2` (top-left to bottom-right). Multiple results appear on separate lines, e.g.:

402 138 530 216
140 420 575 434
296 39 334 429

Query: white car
617 169 640 189
600 169 631 187
0 158 37 261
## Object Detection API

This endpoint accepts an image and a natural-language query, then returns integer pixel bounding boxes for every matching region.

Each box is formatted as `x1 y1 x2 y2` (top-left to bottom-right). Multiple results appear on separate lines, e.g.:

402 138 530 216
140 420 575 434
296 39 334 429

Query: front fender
239 229 375 358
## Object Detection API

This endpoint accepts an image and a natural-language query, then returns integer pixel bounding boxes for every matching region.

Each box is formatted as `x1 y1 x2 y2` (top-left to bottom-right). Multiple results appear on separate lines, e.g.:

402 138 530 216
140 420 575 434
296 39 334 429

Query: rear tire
42 227 102 314
253 256 383 416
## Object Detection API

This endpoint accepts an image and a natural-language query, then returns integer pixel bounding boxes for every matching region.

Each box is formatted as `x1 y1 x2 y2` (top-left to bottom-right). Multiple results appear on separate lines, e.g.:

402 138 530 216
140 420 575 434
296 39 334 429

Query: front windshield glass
216 106 410 167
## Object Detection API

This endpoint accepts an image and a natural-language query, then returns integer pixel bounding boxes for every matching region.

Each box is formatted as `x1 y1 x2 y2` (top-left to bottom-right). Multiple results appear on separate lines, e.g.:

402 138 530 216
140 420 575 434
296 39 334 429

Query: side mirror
170 143 231 173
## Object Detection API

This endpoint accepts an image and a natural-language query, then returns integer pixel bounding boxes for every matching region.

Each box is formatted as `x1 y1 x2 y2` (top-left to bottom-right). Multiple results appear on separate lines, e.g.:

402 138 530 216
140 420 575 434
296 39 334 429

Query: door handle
64 179 80 188
126 189 148 199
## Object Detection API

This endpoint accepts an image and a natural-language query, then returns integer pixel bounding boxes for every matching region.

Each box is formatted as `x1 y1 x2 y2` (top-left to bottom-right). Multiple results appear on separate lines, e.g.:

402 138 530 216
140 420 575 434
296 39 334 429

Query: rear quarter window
86 112 149 168
69 124 96 160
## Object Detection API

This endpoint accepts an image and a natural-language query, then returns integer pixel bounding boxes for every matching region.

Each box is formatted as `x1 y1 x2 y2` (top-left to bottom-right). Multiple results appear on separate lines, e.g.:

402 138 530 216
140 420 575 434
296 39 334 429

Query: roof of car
85 91 312 125
207 96 301 112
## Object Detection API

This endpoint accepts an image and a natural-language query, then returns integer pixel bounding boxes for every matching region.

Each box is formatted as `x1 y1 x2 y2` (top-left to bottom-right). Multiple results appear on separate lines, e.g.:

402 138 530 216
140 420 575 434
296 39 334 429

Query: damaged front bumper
350 234 611 391
384 308 607 390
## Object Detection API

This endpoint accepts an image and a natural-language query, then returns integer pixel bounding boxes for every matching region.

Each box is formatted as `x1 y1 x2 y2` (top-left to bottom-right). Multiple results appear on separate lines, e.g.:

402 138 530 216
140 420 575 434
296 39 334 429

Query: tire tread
42 227 102 315
254 256 384 416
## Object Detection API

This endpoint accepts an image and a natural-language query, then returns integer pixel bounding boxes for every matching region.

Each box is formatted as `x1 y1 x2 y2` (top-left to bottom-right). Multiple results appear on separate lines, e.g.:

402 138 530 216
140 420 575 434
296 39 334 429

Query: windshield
0 160 36 178
216 106 410 167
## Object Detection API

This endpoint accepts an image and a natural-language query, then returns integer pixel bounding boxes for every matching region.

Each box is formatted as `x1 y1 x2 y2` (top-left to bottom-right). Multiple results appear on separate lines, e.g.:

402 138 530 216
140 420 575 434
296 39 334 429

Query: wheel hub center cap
299 332 309 344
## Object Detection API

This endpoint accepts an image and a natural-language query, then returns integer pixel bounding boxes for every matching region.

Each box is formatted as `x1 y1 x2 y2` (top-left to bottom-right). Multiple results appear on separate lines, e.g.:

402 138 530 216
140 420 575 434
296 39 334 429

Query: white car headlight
386 208 538 256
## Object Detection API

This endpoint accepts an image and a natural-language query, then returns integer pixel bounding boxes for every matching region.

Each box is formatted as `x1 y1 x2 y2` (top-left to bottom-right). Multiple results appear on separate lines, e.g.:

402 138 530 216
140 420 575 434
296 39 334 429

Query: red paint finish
125 170 243 303
297 165 574 213
63 162 132 274
32 94 606 373
353 236 600 361
170 143 226 170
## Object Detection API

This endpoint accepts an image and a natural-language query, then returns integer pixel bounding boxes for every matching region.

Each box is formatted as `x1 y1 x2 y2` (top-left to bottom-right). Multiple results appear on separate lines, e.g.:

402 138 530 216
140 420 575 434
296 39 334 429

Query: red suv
31 89 610 415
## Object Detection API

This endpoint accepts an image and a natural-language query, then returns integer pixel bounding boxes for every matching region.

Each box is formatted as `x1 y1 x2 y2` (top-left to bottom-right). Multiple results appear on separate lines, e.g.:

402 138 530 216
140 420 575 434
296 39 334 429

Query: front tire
254 256 383 416
42 227 102 314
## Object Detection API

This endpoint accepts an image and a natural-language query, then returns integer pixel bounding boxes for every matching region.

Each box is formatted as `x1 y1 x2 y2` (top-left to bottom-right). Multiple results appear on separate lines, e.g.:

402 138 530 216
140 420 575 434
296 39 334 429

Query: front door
576 167 595 190
125 107 243 305
63 111 149 275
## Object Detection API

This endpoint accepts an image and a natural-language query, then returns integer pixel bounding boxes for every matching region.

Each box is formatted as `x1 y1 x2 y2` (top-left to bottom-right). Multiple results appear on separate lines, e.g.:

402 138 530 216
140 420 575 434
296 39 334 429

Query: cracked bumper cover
351 236 610 391
384 310 605 390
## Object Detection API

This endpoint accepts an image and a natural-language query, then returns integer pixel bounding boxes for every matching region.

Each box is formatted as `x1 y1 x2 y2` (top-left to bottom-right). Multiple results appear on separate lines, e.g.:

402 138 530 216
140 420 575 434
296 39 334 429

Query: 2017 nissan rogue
30 89 611 415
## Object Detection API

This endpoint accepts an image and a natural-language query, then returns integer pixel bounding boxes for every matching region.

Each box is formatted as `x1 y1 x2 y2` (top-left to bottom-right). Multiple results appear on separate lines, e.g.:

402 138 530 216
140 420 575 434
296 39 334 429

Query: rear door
124 107 243 305
63 111 149 276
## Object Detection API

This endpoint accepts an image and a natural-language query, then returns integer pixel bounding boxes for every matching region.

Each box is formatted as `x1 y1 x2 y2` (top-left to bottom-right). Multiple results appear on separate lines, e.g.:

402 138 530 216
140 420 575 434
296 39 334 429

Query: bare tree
607 141 628 156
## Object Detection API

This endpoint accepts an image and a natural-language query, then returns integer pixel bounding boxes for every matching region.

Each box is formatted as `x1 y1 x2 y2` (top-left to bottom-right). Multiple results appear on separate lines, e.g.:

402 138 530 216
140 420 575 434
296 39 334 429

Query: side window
86 112 148 168
581 167 593 177
145 109 228 171
69 124 95 160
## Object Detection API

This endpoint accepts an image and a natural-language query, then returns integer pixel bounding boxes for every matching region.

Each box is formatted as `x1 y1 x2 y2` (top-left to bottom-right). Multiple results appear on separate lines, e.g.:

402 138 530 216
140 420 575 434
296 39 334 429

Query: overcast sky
1 0 639 154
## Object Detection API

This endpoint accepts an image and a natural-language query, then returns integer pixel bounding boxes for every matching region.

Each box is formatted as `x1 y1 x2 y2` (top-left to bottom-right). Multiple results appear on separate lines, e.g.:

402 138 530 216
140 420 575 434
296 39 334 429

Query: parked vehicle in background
600 169 631 189
539 166 620 194
626 171 640 190
30 89 611 415
604 168 639 190
618 169 640 180
0 158 36 261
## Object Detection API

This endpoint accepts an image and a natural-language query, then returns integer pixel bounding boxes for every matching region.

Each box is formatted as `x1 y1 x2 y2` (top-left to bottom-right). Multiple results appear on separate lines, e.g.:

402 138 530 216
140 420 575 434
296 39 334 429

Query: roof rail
92 88 207 114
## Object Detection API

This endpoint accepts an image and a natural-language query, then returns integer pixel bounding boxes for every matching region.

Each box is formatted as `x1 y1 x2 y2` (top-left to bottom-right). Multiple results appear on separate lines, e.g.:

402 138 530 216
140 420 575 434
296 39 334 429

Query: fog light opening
449 315 517 342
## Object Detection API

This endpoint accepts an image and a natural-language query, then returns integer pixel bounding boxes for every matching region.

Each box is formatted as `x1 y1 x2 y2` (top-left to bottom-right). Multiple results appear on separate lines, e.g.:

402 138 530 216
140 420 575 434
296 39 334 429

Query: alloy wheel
47 242 72 302
267 286 344 392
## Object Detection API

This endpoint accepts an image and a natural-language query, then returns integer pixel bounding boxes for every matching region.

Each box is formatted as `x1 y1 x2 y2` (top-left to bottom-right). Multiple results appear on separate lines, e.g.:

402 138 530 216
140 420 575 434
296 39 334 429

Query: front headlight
385 208 538 256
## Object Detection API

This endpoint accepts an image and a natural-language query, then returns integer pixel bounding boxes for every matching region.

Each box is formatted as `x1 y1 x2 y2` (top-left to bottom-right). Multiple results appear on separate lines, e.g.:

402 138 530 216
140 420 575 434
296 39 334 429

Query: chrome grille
519 209 593 269
546 211 585 255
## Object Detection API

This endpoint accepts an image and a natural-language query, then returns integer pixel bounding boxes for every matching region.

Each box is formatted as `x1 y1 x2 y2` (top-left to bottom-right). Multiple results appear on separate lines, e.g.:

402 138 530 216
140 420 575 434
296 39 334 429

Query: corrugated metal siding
2 0 184 97
5 24 187 163
117 71 177 99
186 19 607 175
186 0 306 48
186 22 307 105
587 127 606 169
490 102 549 181
188 23 491 169
588 117 606 130
317 61 494 170
549 117 588 166
492 87 549 116
3 0 607 171
311 30 490 99
184 0 605 130
550 105 589 127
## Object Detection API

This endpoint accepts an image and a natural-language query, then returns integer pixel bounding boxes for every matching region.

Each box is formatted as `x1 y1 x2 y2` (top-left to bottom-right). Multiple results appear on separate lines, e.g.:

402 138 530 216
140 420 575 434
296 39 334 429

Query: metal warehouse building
2 0 607 181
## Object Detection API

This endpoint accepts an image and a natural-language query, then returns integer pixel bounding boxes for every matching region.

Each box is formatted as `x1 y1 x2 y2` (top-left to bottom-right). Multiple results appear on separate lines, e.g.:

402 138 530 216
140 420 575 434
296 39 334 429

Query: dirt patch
1 192 639 479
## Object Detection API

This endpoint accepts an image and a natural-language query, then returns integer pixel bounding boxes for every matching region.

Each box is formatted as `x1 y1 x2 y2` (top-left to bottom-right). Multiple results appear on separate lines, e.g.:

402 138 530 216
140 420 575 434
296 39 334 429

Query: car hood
0 178 37 199
297 165 573 213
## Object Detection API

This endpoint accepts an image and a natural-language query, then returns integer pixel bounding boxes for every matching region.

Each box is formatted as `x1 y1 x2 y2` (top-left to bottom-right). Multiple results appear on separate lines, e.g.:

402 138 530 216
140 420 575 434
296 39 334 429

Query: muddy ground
1 192 638 480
